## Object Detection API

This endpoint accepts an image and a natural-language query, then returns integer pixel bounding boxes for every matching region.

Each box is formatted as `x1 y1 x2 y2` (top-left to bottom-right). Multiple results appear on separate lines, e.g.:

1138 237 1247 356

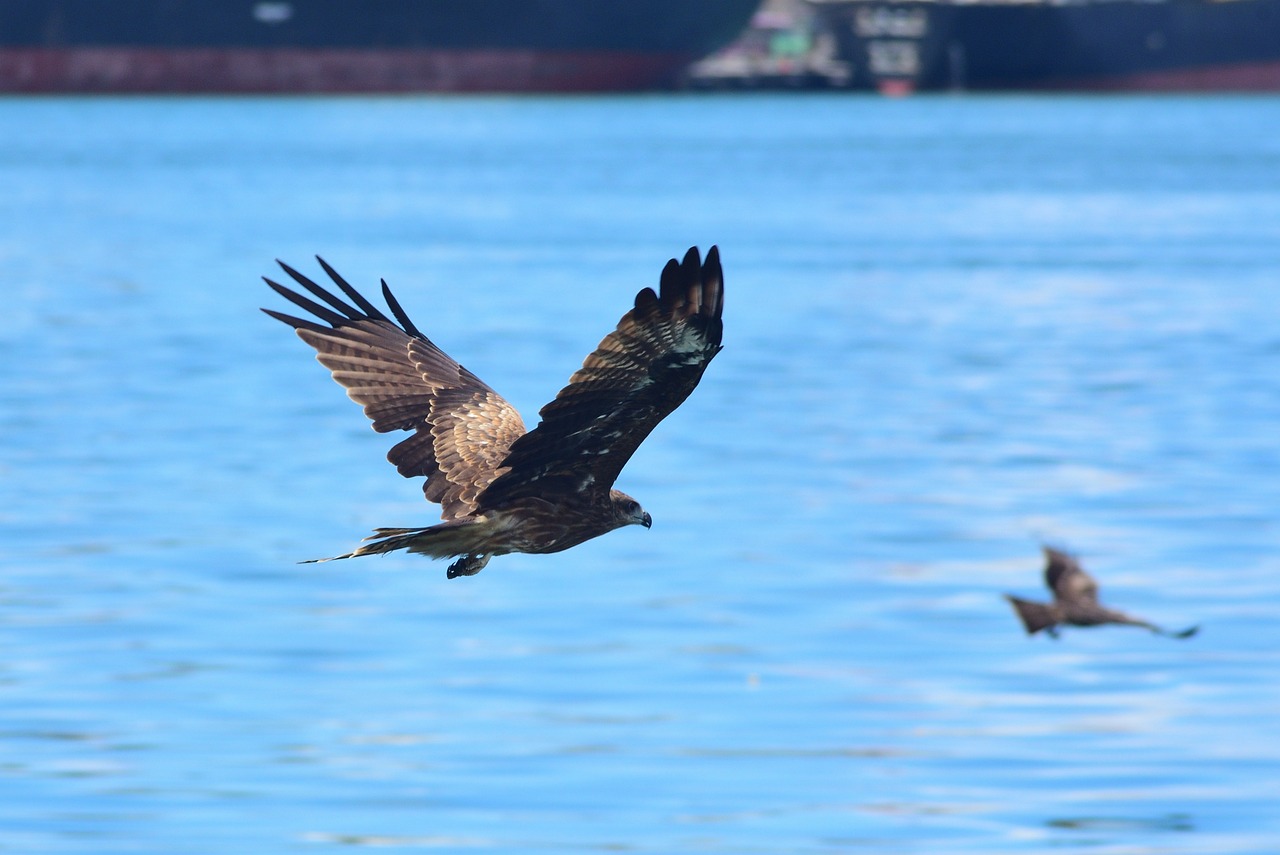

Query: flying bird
263 247 724 578
1004 546 1198 639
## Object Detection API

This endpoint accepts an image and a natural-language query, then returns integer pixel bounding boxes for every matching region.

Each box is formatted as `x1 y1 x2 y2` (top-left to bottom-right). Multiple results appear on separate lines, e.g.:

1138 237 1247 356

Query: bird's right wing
262 259 527 521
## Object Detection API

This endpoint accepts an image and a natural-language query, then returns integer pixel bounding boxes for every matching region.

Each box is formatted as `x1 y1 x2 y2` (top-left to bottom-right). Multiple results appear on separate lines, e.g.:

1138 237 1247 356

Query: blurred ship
0 0 760 93
810 0 1280 93
685 1 853 89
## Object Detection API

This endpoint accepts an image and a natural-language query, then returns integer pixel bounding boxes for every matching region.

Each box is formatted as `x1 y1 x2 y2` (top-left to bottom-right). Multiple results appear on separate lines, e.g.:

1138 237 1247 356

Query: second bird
1005 547 1198 639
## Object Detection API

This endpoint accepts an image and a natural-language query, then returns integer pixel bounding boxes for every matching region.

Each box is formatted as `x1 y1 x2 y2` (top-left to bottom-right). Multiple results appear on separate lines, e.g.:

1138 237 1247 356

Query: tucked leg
446 553 491 579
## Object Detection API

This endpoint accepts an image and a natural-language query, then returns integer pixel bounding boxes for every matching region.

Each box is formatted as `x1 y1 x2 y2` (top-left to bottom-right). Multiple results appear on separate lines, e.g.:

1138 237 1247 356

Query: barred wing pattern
262 259 527 521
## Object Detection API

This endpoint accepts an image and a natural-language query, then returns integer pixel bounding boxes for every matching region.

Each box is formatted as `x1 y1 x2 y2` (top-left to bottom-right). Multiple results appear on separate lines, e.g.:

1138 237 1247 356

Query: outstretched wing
477 246 724 510
262 258 527 521
1043 546 1100 604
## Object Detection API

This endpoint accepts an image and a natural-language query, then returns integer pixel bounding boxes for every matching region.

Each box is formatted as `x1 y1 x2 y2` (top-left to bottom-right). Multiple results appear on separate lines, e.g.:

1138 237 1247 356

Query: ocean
2 93 1279 853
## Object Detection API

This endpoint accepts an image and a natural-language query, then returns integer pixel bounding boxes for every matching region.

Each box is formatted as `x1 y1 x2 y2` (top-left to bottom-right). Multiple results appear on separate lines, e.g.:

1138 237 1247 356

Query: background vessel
811 0 1280 93
0 0 761 93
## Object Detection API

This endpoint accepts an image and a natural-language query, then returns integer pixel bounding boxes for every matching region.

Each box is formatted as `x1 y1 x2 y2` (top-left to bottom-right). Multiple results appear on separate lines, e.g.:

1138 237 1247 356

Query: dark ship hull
0 0 760 93
812 0 1280 92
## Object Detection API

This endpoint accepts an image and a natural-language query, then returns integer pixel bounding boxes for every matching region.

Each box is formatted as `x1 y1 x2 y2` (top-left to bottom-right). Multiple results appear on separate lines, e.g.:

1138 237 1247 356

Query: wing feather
477 246 724 509
1044 546 1100 604
263 258 526 520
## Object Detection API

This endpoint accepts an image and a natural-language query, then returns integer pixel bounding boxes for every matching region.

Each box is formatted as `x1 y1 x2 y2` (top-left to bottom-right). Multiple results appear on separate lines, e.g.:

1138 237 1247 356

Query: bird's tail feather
1004 595 1059 636
299 519 485 563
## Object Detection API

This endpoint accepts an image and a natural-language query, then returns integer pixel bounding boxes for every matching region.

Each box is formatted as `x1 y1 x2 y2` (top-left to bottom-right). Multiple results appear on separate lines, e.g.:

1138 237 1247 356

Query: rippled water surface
2 93 1279 853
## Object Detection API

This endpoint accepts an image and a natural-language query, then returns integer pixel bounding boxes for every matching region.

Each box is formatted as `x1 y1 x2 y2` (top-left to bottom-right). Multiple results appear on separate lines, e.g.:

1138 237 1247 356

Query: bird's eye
626 501 638 513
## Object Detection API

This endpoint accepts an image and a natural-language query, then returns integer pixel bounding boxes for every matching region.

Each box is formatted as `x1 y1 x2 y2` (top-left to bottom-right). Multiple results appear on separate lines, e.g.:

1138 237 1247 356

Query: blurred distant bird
263 247 724 578
1005 547 1198 639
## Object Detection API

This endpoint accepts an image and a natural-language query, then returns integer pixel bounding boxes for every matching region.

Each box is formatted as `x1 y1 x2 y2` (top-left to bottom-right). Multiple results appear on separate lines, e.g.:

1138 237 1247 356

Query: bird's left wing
477 246 724 509
1044 546 1100 603
262 259 527 521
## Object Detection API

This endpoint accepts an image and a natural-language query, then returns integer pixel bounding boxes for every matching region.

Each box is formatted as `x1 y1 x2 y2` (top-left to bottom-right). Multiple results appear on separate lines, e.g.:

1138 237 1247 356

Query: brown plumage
262 247 725 578
1005 546 1198 639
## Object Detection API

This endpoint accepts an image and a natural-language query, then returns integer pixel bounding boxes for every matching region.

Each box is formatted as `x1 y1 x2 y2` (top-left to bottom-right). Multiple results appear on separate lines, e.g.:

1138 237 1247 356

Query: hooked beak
640 512 652 529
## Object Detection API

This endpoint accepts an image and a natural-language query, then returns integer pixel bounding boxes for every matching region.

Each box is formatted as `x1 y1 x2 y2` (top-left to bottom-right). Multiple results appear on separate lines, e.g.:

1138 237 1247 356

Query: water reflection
1048 812 1195 832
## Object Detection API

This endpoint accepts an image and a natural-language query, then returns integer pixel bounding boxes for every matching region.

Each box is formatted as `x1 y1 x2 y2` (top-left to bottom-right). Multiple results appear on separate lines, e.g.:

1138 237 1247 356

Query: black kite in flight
1005 546 1198 639
263 247 724 578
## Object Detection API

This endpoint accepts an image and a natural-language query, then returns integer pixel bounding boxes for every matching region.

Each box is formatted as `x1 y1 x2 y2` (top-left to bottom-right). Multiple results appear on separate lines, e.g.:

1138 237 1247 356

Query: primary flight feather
263 247 724 578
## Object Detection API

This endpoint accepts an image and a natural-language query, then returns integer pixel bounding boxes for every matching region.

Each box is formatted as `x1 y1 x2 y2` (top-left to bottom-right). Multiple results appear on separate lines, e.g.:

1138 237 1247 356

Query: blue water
2 93 1279 853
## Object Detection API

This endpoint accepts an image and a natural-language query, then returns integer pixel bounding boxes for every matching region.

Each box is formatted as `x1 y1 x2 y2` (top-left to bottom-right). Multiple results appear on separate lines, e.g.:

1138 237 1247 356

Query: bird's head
609 490 652 530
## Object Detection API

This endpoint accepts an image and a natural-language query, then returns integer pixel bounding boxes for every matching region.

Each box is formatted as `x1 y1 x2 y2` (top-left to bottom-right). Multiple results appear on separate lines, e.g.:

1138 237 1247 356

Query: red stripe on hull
0 48 697 93
1032 60 1280 93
